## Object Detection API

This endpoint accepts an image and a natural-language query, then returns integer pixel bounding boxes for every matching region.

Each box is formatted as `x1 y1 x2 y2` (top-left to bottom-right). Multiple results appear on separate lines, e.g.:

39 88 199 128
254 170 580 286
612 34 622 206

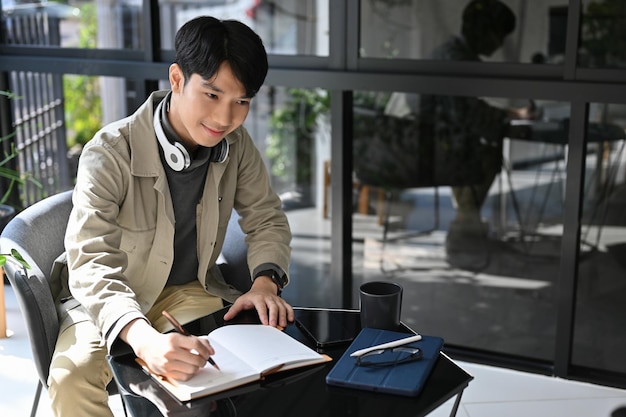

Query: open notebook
138 324 331 401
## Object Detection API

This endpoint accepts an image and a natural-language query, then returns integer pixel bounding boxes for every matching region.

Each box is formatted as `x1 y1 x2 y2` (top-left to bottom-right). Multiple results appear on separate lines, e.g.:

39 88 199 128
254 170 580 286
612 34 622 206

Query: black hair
174 16 268 98
462 0 516 39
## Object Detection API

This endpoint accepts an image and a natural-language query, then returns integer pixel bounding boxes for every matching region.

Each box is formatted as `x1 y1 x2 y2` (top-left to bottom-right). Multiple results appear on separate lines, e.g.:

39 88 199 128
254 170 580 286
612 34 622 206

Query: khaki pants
48 281 224 417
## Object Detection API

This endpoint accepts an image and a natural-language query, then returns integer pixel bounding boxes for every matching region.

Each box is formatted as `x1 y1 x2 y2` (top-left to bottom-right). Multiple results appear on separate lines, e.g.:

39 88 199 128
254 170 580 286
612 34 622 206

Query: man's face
475 30 505 57
168 61 251 151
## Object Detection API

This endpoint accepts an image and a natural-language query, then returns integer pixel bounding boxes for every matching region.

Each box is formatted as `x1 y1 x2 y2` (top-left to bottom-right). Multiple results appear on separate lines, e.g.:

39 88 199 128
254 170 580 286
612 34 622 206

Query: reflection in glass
6 72 129 203
64 74 128 159
352 91 575 360
160 0 329 56
253 86 333 306
2 0 80 46
264 88 329 202
580 0 626 68
574 103 626 373
2 1 142 49
359 0 566 64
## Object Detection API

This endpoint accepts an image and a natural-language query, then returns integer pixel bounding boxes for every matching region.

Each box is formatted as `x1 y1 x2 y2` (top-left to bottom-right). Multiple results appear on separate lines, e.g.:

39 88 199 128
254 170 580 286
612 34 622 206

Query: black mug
359 281 403 330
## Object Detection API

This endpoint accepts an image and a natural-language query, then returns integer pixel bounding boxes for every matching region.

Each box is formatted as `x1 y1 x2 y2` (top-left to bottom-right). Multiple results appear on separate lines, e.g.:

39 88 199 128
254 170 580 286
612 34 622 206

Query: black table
107 307 473 417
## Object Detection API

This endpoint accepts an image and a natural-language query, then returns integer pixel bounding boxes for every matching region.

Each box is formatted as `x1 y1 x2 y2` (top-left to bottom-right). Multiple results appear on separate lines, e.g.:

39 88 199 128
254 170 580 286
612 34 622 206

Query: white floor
2 284 625 417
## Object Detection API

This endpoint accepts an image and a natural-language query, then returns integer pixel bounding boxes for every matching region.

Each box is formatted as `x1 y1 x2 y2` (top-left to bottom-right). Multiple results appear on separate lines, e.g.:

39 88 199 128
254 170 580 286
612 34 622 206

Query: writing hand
162 310 220 371
122 318 215 381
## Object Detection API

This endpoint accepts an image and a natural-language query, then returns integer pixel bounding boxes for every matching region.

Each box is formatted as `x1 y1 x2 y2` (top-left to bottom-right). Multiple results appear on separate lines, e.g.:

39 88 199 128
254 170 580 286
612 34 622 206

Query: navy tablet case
325 328 444 397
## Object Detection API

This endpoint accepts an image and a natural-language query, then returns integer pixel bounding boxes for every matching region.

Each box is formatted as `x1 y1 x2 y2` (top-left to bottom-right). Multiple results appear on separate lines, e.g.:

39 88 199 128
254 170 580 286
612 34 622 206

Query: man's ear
169 63 184 93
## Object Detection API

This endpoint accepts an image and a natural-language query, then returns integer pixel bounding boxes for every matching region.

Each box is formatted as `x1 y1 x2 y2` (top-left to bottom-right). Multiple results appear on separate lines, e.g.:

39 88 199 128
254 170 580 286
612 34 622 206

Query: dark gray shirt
156 96 212 286
161 147 211 286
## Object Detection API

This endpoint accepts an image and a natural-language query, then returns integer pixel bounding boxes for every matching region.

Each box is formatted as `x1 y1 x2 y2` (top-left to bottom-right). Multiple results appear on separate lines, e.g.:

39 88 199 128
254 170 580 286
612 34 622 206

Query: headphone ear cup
211 139 229 163
170 142 191 171
154 99 191 171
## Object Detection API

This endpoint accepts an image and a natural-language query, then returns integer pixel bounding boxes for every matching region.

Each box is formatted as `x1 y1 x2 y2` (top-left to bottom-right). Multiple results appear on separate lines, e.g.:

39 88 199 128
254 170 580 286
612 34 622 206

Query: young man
48 16 292 416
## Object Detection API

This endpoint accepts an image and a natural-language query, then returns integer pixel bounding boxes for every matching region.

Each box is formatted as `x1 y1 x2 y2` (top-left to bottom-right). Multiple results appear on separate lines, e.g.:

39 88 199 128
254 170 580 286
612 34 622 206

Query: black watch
254 269 286 295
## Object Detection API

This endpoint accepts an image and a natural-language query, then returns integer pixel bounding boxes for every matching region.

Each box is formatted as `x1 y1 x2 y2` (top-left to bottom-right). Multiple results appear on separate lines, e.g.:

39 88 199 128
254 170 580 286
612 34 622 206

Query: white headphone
154 99 191 171
153 97 230 171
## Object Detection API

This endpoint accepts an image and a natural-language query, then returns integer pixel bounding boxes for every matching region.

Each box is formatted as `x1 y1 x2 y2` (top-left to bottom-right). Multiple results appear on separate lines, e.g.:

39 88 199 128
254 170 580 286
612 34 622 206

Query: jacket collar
128 90 168 177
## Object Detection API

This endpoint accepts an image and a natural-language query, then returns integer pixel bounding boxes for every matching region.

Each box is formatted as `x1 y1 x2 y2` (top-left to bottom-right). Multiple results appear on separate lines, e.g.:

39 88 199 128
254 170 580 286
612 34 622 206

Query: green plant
267 88 330 186
0 248 30 271
64 3 101 148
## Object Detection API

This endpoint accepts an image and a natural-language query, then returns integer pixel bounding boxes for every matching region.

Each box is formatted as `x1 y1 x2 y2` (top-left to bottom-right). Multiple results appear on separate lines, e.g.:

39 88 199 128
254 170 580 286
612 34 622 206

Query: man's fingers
224 291 294 329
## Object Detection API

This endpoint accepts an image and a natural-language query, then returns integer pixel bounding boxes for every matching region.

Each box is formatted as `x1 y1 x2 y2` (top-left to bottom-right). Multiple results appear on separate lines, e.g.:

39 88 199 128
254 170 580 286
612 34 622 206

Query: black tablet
295 309 361 349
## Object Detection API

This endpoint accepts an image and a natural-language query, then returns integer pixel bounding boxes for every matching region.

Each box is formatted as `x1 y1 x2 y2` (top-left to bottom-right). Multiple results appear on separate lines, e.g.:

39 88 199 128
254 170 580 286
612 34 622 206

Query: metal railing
2 6 73 207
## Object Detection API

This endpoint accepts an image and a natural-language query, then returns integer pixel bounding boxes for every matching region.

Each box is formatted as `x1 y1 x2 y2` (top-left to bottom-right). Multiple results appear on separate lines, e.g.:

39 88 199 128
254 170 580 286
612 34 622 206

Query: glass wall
63 73 129 166
360 0 568 64
1 70 132 204
580 0 626 68
159 0 329 55
258 86 334 307
1 0 330 54
573 102 626 373
352 91 573 360
1 0 140 49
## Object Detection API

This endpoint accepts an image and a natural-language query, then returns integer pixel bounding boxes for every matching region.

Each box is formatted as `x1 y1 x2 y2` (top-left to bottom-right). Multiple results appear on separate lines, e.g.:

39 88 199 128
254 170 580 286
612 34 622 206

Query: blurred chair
353 110 485 271
353 113 453 236
323 159 386 224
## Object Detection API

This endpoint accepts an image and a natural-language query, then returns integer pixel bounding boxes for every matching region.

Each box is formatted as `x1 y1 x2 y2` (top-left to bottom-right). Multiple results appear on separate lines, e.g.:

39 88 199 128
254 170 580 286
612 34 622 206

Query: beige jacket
58 90 291 350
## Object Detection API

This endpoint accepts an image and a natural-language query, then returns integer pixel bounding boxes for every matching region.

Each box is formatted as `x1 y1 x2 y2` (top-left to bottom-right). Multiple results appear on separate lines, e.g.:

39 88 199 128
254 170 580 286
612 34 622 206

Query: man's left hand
223 275 294 328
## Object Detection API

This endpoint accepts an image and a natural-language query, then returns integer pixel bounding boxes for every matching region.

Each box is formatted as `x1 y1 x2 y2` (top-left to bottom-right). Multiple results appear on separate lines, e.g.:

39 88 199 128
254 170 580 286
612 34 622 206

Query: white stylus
350 334 423 357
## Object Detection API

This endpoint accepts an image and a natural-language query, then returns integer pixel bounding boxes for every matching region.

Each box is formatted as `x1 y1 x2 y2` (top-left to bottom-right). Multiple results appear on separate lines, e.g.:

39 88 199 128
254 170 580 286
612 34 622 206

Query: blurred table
503 119 626 246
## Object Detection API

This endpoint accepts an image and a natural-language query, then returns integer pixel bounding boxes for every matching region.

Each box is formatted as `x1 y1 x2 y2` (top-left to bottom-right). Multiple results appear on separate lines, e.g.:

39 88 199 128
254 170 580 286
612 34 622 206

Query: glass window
1 0 142 49
5 71 130 204
8 71 337 301
249 86 333 306
573 102 626 373
580 0 626 68
352 90 572 360
359 0 567 64
160 0 329 56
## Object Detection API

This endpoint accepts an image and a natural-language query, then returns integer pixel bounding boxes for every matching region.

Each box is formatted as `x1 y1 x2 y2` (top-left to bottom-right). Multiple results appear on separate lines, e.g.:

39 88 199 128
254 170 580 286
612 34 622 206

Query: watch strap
254 269 286 295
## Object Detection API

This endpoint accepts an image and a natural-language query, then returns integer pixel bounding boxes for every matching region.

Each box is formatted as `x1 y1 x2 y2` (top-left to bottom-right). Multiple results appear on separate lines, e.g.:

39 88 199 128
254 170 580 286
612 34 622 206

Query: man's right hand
120 318 215 381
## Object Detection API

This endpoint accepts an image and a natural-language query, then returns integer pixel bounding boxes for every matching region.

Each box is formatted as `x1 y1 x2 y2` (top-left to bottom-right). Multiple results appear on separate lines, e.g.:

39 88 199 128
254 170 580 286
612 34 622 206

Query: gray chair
0 190 125 417
0 189 251 417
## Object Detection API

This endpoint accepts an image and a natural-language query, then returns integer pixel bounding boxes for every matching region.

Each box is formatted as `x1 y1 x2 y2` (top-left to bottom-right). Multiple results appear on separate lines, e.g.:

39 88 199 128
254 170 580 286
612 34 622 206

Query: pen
161 310 221 371
350 334 423 357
